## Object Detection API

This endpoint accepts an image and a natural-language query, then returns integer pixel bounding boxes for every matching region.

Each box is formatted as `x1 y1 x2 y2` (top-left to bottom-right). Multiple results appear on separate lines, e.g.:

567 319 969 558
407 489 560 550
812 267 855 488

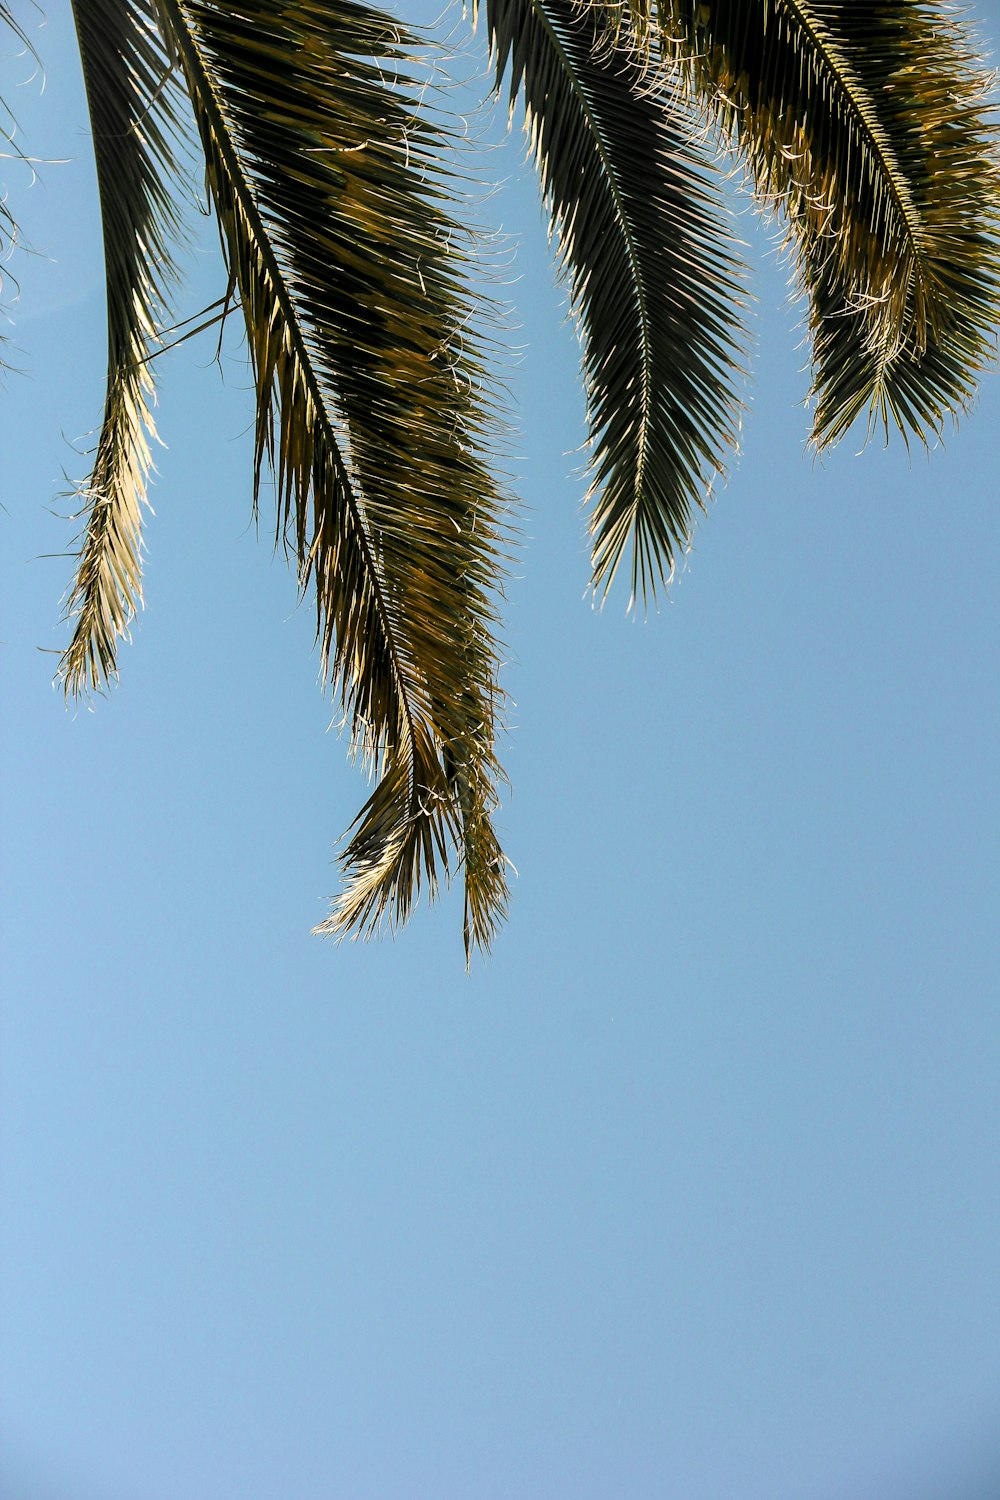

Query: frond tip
59 0 186 695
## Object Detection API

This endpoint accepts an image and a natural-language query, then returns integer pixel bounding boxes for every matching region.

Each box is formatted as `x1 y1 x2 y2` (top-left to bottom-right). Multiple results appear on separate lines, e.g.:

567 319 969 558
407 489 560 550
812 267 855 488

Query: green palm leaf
58 0 186 693
642 0 1000 447
488 0 746 601
153 0 509 954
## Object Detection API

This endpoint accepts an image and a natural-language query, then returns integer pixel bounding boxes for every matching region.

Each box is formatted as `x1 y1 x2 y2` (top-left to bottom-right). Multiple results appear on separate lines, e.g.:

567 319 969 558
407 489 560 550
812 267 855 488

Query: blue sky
2 5 999 1498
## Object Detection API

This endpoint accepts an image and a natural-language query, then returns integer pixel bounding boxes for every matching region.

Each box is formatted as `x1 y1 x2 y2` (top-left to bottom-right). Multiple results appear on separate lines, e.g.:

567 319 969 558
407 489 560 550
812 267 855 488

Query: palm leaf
154 0 509 954
487 0 746 601
641 0 1000 447
59 0 187 694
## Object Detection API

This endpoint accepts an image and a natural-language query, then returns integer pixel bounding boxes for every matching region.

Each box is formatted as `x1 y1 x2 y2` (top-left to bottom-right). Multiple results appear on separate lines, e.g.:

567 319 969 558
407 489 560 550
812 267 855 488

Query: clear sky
2 5 999 1499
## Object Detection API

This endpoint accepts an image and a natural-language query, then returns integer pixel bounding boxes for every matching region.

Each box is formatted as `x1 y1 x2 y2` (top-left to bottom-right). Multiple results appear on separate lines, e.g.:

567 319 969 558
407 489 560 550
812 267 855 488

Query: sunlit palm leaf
488 0 746 601
59 0 186 693
641 0 1000 447
154 0 509 953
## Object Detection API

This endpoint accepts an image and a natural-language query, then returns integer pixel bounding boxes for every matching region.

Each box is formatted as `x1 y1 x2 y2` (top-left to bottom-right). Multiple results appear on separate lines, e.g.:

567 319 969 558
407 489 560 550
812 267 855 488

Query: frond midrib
776 0 925 263
529 0 655 501
157 0 422 771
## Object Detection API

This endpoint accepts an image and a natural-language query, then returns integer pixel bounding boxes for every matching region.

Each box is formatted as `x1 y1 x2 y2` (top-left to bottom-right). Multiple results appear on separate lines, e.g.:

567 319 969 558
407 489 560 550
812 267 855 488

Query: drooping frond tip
59 0 187 695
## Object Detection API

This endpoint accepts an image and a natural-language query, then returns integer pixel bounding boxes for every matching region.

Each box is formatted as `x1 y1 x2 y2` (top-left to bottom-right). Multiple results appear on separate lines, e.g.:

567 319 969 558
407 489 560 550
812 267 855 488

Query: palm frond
58 0 187 694
154 0 509 954
641 0 1000 447
487 0 746 602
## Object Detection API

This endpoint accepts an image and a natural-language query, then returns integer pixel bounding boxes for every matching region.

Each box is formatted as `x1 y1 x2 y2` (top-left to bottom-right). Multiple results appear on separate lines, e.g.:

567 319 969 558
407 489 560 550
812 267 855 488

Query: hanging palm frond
58 0 187 693
638 0 1000 446
488 0 747 602
153 0 509 954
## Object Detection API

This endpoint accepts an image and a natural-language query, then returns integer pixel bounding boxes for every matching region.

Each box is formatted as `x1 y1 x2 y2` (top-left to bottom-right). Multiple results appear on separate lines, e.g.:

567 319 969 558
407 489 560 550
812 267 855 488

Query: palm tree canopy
2 0 998 953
